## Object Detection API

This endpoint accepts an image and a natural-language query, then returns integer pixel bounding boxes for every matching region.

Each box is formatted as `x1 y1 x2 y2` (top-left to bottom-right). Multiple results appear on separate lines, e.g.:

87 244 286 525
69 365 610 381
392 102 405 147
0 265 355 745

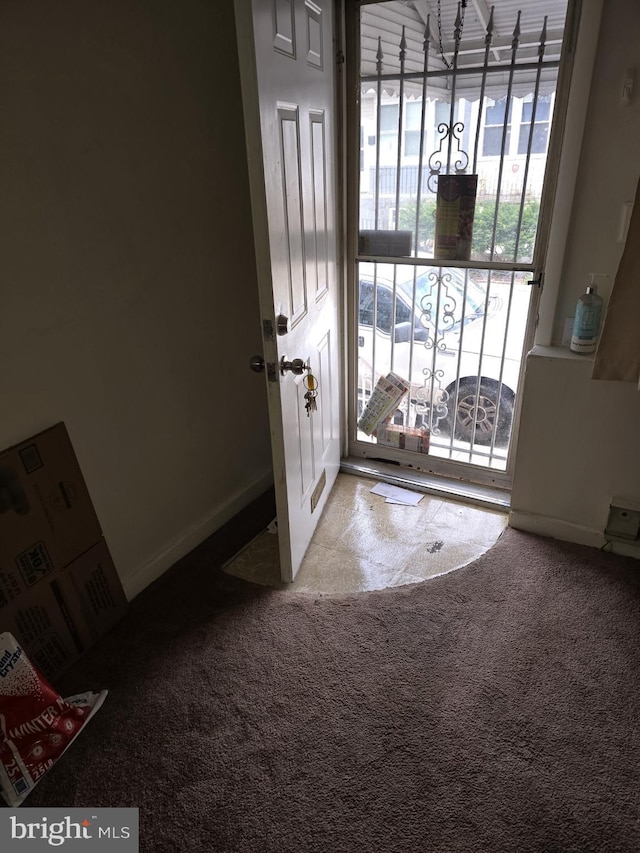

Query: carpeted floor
21 524 640 852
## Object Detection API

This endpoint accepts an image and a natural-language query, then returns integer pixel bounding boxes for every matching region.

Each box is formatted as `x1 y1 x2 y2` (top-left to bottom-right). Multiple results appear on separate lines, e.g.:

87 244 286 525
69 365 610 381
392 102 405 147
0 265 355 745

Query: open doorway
346 0 573 491
236 0 582 584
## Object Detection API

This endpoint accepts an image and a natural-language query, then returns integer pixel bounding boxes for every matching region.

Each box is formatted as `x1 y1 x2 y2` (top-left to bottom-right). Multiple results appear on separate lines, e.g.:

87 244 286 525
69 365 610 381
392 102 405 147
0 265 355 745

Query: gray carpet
23 526 640 852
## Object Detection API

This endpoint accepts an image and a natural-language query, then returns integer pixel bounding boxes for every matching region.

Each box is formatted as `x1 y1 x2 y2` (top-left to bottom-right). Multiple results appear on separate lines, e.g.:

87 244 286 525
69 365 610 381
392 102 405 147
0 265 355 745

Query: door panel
317 330 334 452
273 0 296 57
309 110 329 299
235 0 341 581
278 106 307 323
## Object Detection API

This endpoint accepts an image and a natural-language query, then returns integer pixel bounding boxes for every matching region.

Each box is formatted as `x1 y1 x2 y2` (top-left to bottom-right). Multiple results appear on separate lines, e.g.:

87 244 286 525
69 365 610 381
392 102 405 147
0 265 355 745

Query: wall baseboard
509 509 640 559
508 510 605 549
123 468 274 600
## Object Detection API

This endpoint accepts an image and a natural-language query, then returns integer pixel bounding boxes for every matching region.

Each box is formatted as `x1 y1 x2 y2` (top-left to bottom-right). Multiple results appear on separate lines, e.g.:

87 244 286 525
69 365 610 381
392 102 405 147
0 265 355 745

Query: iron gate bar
445 5 464 177
453 266 480 458
393 27 407 232
373 36 383 229
390 28 408 375
407 21 432 392
471 6 494 170
371 264 378 400
428 268 444 436
441 266 470 456
487 270 519 464
488 11 521 265
413 20 430 263
512 18 547 262
465 265 496 452
360 59 560 84
356 255 536 272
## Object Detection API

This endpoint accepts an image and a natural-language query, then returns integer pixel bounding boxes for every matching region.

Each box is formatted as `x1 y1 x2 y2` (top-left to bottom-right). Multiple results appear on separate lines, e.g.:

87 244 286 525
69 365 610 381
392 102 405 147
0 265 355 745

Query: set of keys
303 372 319 417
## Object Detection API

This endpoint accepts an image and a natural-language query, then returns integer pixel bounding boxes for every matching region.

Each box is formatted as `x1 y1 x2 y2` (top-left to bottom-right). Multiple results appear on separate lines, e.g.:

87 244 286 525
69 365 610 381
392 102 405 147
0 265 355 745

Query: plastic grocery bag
0 631 107 806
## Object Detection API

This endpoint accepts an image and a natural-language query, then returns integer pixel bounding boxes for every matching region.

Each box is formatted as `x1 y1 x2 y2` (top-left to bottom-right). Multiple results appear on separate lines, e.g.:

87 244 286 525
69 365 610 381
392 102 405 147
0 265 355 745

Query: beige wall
511 0 640 547
552 0 640 342
0 0 272 597
511 349 640 545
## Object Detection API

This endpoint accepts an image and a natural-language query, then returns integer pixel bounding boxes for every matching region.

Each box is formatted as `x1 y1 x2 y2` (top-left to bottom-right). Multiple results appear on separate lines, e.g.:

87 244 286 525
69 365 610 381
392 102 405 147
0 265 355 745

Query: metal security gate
348 0 573 485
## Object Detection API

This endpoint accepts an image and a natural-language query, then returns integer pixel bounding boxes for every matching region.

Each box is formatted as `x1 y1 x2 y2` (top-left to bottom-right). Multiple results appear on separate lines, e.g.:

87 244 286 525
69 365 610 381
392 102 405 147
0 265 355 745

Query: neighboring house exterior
359 90 553 258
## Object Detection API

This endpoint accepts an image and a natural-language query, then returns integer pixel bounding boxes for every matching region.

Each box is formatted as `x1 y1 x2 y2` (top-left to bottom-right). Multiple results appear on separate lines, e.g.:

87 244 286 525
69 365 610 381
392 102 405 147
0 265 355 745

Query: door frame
340 0 601 491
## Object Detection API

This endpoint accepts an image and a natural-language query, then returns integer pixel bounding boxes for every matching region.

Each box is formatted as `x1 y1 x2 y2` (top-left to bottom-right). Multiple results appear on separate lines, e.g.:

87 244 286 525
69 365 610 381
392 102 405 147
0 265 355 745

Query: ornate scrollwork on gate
413 269 462 434
428 122 470 194
415 369 449 436
418 268 459 348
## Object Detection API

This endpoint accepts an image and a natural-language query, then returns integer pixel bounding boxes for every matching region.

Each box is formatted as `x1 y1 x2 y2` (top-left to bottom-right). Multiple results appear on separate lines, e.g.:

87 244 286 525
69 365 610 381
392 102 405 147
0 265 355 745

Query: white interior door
235 0 342 582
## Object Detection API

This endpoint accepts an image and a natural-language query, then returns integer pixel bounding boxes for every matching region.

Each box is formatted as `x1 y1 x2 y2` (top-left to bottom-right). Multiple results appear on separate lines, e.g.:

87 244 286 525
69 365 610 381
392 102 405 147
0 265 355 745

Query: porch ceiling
360 0 569 98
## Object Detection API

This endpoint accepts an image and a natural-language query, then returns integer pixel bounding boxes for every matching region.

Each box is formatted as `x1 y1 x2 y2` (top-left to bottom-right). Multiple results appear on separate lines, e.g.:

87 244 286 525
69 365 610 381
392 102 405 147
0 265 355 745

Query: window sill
528 344 594 362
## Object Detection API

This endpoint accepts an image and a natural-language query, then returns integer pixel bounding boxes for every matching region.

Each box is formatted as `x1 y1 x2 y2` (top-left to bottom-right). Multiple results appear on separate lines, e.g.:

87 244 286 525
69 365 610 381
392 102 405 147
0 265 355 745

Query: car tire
444 378 514 446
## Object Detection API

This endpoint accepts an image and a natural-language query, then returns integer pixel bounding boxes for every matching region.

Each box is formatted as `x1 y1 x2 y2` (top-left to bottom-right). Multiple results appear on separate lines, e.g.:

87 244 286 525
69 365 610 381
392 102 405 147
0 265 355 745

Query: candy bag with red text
0 632 107 806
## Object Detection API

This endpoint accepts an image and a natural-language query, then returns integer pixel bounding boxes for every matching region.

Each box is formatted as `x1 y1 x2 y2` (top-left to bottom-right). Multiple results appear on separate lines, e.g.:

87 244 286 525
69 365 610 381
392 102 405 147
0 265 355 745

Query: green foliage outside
398 197 540 261
397 199 437 251
471 200 540 261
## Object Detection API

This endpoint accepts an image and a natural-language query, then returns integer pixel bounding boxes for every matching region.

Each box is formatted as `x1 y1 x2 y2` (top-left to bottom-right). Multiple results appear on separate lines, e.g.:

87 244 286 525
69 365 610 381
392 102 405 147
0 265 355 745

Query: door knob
280 357 308 375
249 355 265 373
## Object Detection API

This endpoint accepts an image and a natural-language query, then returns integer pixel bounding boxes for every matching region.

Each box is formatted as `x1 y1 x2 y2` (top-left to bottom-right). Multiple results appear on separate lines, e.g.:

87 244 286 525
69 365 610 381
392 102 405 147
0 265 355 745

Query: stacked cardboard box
0 423 127 681
374 420 430 454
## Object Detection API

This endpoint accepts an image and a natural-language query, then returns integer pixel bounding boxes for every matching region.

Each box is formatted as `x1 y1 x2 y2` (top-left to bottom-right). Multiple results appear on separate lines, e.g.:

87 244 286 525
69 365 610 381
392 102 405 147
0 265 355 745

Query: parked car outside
357 262 531 446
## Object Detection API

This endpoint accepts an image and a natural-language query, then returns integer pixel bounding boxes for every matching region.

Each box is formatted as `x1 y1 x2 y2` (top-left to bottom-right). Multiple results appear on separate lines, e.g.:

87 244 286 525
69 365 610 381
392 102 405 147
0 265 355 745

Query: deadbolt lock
280 357 309 376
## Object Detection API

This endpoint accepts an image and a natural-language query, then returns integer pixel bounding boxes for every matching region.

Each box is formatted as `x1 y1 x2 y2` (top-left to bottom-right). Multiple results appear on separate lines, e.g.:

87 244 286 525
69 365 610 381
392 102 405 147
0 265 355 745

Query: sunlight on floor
223 473 508 594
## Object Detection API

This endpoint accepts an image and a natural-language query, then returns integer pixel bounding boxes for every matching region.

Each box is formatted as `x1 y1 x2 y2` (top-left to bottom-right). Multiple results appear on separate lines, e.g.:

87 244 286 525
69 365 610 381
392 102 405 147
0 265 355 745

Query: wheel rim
457 393 497 437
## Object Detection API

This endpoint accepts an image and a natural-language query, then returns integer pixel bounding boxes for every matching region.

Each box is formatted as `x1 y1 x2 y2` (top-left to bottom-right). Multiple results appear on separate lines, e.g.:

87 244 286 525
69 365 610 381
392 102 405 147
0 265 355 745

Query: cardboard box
358 229 412 257
1 540 127 681
374 421 430 454
59 540 128 647
0 423 103 608
0 424 127 680
1 580 83 680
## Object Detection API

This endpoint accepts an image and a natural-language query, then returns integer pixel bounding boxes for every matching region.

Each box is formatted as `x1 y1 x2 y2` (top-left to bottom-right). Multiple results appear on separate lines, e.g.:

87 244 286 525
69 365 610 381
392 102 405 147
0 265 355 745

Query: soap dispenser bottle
570 273 606 354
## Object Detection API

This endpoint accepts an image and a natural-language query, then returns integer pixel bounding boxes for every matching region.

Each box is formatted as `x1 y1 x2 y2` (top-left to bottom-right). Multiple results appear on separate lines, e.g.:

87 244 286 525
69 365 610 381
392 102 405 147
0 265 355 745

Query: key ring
303 373 318 392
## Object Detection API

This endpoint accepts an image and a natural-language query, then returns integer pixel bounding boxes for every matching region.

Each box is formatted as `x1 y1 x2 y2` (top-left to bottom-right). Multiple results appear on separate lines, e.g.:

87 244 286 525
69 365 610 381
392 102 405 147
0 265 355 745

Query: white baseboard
509 509 640 559
608 538 640 558
123 468 274 601
508 510 605 549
